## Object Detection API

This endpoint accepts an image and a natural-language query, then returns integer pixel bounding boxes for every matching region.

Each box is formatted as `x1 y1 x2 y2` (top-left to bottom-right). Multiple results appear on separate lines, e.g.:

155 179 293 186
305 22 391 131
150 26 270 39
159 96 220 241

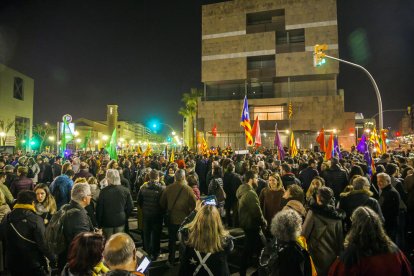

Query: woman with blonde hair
259 172 284 236
34 183 57 225
305 176 325 207
179 205 233 275
74 177 88 184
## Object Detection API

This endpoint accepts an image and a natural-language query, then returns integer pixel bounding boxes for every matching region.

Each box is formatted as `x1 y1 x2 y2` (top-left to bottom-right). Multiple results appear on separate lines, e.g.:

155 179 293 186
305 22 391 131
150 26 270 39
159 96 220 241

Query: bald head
103 233 136 268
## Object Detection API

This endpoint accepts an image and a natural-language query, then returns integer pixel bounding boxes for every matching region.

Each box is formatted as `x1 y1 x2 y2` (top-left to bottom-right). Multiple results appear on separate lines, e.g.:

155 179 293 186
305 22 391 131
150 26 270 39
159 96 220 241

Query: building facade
198 0 355 150
0 64 34 148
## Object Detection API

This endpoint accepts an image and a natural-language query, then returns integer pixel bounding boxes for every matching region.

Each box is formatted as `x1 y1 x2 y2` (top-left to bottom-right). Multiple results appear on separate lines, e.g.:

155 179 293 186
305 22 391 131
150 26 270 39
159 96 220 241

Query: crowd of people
0 146 413 275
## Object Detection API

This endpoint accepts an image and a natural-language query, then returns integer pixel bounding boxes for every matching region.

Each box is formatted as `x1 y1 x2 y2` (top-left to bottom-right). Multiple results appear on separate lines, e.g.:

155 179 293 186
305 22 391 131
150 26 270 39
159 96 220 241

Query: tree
33 123 56 152
178 88 202 150
0 119 15 146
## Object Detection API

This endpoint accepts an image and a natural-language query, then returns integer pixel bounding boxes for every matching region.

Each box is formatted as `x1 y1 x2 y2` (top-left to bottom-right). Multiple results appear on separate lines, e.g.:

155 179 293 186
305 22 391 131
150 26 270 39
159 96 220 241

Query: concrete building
0 64 34 148
198 0 355 150
73 105 151 151
399 105 413 136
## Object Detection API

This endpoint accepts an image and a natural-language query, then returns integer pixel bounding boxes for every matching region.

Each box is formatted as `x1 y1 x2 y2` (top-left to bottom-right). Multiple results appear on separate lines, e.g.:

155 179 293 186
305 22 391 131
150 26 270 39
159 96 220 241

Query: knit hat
283 200 306 217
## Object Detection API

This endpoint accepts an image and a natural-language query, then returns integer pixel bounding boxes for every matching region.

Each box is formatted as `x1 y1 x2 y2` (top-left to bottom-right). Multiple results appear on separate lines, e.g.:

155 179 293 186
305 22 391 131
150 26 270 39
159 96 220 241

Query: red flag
212 124 217 137
316 128 326 152
325 133 334 160
252 116 261 146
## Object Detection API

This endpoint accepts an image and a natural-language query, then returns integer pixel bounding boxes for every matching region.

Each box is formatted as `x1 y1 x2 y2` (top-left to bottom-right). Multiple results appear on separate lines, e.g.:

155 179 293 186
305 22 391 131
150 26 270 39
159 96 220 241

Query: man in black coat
2 190 54 276
137 169 165 260
52 156 63 179
280 163 301 189
299 159 319 193
223 162 242 227
322 157 349 201
377 172 401 242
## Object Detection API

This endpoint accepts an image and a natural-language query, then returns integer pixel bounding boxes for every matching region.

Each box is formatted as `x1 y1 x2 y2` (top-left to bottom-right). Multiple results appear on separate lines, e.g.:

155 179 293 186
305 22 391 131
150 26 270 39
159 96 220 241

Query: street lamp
102 135 109 141
48 136 55 141
0 132 5 137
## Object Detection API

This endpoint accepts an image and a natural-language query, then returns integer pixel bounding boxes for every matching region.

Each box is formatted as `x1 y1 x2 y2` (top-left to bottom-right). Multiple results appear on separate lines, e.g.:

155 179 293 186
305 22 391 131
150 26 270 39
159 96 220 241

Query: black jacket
299 167 319 193
63 200 94 247
322 165 349 200
379 185 400 236
223 171 242 208
281 173 301 189
339 189 384 230
1 207 53 270
96 185 133 227
137 181 164 217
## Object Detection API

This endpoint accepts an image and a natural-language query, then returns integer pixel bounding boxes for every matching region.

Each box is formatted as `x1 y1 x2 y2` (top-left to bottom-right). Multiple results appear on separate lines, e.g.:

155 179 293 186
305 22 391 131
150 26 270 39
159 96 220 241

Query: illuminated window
253 106 285 120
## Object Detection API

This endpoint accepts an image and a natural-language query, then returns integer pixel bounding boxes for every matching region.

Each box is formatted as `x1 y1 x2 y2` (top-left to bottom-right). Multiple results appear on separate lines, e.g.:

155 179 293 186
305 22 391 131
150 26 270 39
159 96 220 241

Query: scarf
13 203 36 213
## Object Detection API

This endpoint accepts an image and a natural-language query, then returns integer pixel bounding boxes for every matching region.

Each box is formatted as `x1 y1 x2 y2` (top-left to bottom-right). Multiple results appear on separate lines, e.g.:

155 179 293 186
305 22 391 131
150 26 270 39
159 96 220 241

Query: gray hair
352 176 370 190
103 233 135 267
106 169 121 185
377 172 391 186
174 169 186 183
271 209 302 242
71 183 91 202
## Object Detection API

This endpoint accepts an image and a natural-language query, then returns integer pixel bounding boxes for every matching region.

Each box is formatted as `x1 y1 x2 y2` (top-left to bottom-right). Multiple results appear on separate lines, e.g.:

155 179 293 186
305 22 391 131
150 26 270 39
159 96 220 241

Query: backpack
45 204 79 255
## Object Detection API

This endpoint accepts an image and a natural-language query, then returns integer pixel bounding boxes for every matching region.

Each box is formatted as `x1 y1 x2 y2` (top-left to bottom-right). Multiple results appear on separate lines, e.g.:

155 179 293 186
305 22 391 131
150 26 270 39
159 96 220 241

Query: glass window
253 105 285 120
13 77 24 100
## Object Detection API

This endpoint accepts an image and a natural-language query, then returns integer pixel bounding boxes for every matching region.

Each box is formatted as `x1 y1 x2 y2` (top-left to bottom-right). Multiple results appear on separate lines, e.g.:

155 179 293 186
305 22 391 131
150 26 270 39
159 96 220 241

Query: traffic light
313 44 328 67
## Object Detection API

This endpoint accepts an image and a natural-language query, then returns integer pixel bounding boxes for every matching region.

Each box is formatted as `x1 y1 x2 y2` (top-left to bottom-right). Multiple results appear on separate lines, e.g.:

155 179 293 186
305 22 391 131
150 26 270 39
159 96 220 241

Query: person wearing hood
236 170 267 276
302 186 345 276
322 157 349 201
338 176 384 232
280 163 301 189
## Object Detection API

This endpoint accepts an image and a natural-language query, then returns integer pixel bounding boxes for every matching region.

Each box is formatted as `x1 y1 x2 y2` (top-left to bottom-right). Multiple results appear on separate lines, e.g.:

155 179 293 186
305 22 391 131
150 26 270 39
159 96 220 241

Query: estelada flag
290 132 298 157
316 128 326 152
240 96 253 146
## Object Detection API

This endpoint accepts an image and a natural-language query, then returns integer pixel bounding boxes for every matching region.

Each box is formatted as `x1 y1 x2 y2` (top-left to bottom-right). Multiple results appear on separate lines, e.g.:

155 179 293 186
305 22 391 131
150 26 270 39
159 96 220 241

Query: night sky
0 0 413 132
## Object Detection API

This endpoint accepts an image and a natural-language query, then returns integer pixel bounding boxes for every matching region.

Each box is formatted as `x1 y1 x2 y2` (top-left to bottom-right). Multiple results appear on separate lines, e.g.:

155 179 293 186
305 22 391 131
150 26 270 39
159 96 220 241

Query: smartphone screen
136 257 151 272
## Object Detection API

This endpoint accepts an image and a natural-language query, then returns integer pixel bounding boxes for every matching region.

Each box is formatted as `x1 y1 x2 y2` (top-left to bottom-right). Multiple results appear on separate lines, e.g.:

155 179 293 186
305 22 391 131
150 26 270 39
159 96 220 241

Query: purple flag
334 136 342 159
274 124 285 160
356 134 367 153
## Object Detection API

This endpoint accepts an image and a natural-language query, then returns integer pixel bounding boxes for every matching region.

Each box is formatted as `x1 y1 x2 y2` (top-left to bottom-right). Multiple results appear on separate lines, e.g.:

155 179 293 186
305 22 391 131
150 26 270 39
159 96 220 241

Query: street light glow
48 136 55 141
102 135 109 141
0 132 5 137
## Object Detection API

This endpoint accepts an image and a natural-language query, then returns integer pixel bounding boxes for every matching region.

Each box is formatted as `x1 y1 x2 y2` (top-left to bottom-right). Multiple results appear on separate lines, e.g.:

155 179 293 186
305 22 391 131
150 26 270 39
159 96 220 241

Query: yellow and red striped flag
240 96 253 146
290 131 298 157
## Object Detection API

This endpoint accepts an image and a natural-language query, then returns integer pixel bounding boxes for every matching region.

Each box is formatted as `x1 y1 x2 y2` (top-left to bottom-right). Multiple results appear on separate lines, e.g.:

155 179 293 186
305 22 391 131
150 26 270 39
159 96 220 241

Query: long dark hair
67 232 105 275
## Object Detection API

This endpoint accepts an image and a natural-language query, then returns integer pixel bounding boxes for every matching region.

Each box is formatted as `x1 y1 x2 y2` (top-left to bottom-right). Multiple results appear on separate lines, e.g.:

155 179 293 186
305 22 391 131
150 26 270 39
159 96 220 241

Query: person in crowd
322 157 349 201
236 170 267 276
10 166 34 197
1 190 54 276
61 232 109 276
160 169 197 266
261 209 313 276
179 205 234 276
96 169 133 239
329 206 412 276
62 161 73 175
377 172 401 242
59 183 95 271
339 176 383 231
195 155 208 195
73 162 93 181
103 233 146 276
251 165 268 196
299 159 319 193
187 174 201 200
137 169 164 261
74 177 88 184
0 171 14 205
165 163 177 186
282 183 305 206
50 169 75 210
208 166 226 215
88 176 100 202
0 189 11 221
302 187 345 276
223 162 242 227
185 160 199 181
259 172 284 236
4 164 17 189
28 157 41 184
280 163 301 189
305 176 325 208
34 183 57 225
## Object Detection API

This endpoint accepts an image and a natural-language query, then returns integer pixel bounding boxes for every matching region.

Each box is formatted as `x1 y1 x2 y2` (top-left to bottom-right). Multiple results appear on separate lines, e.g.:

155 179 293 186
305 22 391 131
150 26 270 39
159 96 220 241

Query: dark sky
0 0 413 132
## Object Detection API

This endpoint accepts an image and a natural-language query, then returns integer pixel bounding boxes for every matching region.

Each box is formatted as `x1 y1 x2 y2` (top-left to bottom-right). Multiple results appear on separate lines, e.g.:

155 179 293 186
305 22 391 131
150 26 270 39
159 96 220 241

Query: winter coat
299 167 319 193
322 165 349 200
379 185 401 238
62 201 94 248
339 189 384 231
1 206 52 271
159 182 197 225
236 183 267 231
281 173 301 189
0 183 14 205
329 243 412 276
259 188 284 227
10 176 34 197
73 169 93 181
223 171 242 208
302 204 345 276
137 181 164 217
96 185 133 228
404 173 414 211
0 204 10 221
50 174 74 210
178 235 234 276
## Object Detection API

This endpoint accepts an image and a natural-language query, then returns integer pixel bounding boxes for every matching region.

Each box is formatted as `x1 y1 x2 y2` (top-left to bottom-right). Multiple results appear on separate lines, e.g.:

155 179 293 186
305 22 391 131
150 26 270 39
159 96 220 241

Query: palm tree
179 88 202 150
0 120 15 146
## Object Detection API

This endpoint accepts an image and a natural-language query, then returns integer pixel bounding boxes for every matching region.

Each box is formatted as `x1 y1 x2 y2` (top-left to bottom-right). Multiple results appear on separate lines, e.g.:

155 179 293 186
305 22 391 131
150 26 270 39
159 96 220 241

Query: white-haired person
96 169 133 239
329 206 412 276
260 209 313 276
